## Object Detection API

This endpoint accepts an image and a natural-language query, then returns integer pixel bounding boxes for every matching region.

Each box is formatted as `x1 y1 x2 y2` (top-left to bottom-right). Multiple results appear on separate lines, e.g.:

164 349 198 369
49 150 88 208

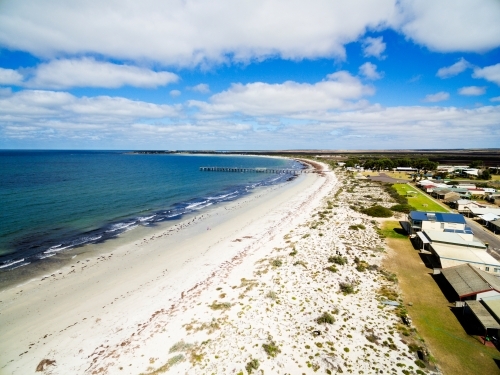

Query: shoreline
1 164 435 374
0 154 305 286
0 164 325 374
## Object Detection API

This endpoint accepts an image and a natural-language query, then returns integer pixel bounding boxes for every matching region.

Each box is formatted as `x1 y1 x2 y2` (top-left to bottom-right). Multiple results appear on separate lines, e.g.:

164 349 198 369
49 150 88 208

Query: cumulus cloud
189 84 210 94
473 63 500 86
422 92 449 102
458 86 486 96
0 0 399 65
0 67 24 85
359 62 383 80
436 58 470 78
491 96 500 102
24 58 178 89
392 0 500 52
189 71 374 117
362 37 386 59
0 90 178 127
170 90 181 97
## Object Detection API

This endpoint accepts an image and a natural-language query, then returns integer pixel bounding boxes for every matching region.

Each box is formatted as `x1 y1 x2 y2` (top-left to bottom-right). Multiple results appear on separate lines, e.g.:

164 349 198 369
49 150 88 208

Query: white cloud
189 84 210 94
25 58 178 89
0 67 23 85
359 62 383 80
0 90 179 125
436 58 470 78
422 92 449 102
392 0 500 52
362 37 386 59
473 63 500 86
190 71 374 117
0 1 394 66
458 86 486 96
0 1 498 66
170 90 181 97
491 96 500 102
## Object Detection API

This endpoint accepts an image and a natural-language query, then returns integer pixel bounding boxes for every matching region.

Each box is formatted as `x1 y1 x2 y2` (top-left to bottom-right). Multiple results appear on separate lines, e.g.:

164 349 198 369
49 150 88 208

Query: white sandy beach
0 164 431 375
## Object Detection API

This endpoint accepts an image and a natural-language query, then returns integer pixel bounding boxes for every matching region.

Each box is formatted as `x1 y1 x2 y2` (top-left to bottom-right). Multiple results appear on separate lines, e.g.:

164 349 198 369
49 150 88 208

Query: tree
480 169 491 180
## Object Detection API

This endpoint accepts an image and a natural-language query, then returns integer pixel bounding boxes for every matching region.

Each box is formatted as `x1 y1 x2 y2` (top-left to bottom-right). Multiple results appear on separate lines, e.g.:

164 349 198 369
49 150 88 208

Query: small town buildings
407 211 467 236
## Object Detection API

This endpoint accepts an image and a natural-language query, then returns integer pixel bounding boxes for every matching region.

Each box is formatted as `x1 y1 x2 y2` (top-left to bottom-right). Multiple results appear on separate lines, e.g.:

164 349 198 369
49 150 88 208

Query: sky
0 0 500 150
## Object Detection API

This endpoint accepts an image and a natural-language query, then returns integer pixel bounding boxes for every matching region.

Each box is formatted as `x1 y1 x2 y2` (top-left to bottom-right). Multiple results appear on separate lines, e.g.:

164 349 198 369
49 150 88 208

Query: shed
464 301 500 337
442 263 500 300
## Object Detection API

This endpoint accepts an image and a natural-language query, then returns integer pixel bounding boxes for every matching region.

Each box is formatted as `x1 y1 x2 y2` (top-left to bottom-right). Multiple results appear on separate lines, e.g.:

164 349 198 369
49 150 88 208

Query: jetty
199 166 310 174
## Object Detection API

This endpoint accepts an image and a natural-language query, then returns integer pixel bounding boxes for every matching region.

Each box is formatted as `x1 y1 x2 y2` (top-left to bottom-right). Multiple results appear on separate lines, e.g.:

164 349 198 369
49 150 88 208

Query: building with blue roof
408 211 467 236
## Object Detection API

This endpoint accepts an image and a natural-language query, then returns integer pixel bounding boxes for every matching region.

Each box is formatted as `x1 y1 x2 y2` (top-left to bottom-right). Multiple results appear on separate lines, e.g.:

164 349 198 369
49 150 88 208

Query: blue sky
0 0 499 150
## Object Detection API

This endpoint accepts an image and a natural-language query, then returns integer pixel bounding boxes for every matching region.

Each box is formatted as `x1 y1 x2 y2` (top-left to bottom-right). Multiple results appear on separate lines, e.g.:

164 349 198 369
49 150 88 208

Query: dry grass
383 227 500 375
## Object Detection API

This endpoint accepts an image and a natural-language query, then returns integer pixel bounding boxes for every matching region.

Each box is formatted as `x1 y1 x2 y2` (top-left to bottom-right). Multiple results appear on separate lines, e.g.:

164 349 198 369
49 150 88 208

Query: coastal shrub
317 312 335 324
245 359 260 374
328 255 347 265
414 360 426 369
380 269 398 283
326 265 338 273
169 340 193 353
384 184 408 205
362 205 392 218
349 224 366 230
209 301 231 310
390 204 415 213
262 341 281 357
339 282 355 294
271 259 283 267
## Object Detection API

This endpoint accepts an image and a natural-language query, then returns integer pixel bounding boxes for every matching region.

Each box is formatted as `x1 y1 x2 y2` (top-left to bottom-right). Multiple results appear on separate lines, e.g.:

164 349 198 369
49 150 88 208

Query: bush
317 312 335 324
339 282 355 294
362 205 392 218
271 259 283 267
326 265 338 273
328 255 347 265
245 359 260 374
390 204 415 213
262 341 281 357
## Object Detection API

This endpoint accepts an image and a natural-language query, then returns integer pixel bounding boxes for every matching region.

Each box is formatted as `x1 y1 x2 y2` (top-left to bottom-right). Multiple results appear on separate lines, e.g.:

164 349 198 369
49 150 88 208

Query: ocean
0 150 301 273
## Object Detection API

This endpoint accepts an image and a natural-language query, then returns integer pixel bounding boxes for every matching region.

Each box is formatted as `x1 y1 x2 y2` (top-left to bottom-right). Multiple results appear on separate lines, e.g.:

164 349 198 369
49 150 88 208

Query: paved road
466 218 500 261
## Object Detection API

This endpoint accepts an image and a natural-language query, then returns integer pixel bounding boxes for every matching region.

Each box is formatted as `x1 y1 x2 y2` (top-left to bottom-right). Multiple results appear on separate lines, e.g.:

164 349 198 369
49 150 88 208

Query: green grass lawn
380 220 408 239
393 183 449 212
383 222 500 375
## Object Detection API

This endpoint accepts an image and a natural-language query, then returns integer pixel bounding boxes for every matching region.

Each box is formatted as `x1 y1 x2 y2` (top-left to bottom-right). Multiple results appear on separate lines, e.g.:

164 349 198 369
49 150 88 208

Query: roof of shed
465 300 500 330
442 263 500 297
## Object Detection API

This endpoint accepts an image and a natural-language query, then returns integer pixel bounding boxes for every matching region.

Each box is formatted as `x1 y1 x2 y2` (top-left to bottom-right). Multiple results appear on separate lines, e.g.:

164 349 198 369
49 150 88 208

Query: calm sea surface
0 151 299 270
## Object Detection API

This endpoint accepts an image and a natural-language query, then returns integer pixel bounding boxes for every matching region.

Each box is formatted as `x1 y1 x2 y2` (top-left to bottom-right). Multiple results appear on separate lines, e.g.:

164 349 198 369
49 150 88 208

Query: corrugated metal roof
424 230 485 248
442 263 500 298
465 301 500 330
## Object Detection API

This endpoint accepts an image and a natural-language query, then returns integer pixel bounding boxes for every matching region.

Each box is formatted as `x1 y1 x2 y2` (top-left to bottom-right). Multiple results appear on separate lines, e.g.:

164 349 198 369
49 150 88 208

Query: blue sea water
0 150 300 271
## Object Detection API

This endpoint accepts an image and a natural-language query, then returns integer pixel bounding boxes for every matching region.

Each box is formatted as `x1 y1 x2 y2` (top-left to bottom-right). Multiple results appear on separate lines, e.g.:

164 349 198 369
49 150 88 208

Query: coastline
1 164 435 374
0 163 324 374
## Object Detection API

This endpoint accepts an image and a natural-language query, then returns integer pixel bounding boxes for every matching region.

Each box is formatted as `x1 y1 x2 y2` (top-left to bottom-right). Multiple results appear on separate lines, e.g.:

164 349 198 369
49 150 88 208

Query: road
466 218 500 261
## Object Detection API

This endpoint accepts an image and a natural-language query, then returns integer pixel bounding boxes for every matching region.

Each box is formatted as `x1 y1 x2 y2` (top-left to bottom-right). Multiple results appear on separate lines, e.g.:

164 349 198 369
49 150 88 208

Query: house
421 230 500 272
467 188 486 196
467 206 500 218
431 187 470 200
448 199 480 215
407 211 467 236
442 263 500 301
